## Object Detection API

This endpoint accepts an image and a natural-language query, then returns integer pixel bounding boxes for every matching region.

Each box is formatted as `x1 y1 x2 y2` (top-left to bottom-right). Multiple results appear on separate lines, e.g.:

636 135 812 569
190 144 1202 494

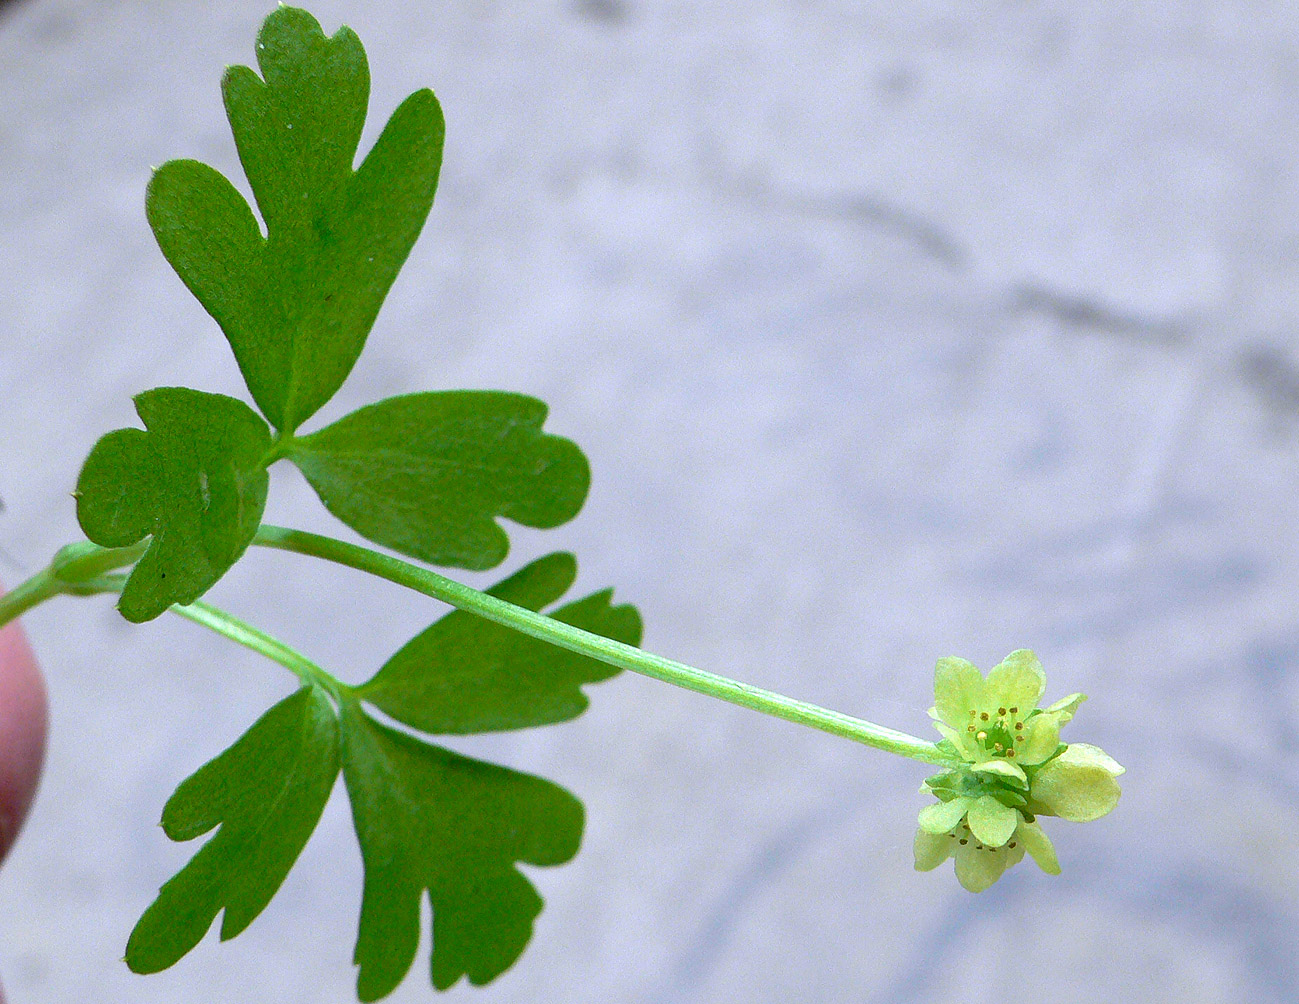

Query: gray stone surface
2 0 1298 1000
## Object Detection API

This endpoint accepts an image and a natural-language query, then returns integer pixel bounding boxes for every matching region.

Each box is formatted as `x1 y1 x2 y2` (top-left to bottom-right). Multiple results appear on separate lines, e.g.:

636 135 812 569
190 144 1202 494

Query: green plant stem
252 525 955 767
0 541 148 628
46 574 347 699
1 529 955 767
0 568 64 625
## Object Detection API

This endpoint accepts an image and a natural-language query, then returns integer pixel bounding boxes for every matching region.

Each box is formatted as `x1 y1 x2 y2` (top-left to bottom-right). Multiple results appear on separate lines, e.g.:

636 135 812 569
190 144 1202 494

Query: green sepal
970 758 1027 788
126 686 340 972
1043 692 1086 723
75 387 271 622
148 6 445 432
288 392 589 570
358 552 641 733
990 787 1028 809
340 701 583 999
922 771 962 798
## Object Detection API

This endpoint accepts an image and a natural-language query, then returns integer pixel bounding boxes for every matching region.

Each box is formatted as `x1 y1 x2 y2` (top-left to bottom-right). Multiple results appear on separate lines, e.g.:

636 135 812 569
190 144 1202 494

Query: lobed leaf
148 5 445 432
341 701 583 999
287 392 590 569
76 387 271 622
358 552 642 733
126 686 340 973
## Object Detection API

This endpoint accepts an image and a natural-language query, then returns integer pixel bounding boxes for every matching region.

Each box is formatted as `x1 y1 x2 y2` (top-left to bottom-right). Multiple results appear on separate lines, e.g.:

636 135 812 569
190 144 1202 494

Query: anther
1014 722 1023 730
976 731 987 741
1009 707 1018 714
967 725 976 732
994 742 1004 752
1014 735 1023 742
980 712 989 721
1006 748 1015 758
1008 842 1017 848
998 707 1007 716
959 838 968 845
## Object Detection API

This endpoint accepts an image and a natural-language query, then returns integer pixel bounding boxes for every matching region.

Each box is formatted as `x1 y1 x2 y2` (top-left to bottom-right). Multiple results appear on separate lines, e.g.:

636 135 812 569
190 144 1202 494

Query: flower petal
983 650 1046 714
954 843 1010 892
1043 692 1086 723
971 758 1027 787
1030 745 1122 821
932 721 978 760
1015 818 1061 874
967 795 1018 847
933 657 984 730
914 828 953 871
918 796 971 834
1017 712 1062 765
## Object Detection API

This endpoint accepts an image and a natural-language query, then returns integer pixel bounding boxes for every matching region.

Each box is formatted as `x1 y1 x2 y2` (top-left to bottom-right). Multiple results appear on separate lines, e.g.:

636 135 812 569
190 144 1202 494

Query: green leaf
288 392 590 569
147 5 444 432
126 687 340 973
358 552 640 733
76 387 272 622
340 702 583 999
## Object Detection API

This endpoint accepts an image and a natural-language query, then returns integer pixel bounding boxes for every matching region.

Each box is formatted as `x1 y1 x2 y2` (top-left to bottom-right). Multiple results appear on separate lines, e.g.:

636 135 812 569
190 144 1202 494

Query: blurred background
2 1 1298 1000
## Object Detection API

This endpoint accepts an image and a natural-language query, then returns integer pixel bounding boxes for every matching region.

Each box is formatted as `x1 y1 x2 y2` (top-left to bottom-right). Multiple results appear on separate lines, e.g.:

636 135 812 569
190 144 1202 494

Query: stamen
1014 722 1024 730
980 712 989 721
1014 735 1023 742
959 838 968 845
1009 706 1018 714
976 731 987 741
967 725 976 733
998 707 1007 716
1006 748 1015 758
993 742 1004 752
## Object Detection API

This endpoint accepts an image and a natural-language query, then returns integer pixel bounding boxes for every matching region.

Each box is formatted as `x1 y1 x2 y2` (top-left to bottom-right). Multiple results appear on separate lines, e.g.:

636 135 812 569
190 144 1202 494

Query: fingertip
0 593 48 863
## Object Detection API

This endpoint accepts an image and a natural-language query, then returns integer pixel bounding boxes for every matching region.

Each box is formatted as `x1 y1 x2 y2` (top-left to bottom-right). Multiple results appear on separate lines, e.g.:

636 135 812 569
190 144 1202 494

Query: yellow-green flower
914 650 1123 892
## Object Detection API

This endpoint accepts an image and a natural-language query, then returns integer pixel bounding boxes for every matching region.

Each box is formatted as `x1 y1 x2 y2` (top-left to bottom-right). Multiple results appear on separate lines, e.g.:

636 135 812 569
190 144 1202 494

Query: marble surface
1 1 1297 1001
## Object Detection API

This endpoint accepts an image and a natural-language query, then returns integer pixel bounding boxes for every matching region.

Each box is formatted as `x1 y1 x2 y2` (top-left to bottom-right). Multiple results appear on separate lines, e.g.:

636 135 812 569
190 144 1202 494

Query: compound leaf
358 552 641 733
341 701 583 999
76 387 271 622
126 686 340 973
287 391 590 570
147 5 444 432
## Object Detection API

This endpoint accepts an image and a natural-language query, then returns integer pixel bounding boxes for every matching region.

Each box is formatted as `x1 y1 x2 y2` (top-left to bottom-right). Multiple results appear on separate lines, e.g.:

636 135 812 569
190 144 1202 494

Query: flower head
914 650 1123 892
